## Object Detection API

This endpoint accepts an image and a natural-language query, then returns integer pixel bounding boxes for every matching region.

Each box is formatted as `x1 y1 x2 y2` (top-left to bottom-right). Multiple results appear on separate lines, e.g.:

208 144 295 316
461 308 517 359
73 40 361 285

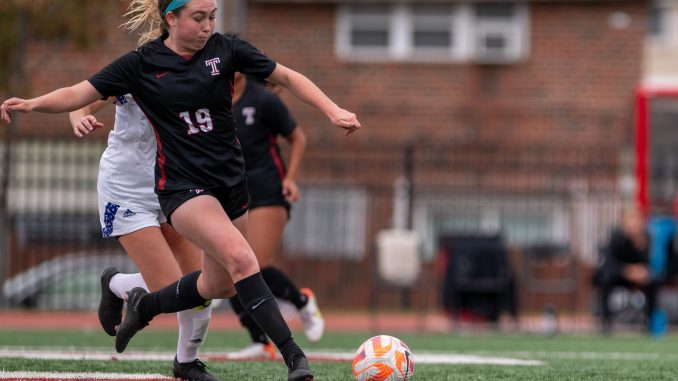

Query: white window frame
647 0 678 46
648 0 668 41
336 2 529 63
407 4 462 59
336 4 391 59
472 6 529 64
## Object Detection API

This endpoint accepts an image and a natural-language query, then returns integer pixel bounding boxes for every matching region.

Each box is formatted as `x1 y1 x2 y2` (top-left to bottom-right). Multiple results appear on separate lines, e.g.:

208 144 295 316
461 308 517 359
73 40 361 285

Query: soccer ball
352 335 414 381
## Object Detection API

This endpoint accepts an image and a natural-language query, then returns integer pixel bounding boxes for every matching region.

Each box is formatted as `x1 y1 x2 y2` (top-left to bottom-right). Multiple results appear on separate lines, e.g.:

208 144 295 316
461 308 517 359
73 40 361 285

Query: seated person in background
661 197 678 281
594 205 660 333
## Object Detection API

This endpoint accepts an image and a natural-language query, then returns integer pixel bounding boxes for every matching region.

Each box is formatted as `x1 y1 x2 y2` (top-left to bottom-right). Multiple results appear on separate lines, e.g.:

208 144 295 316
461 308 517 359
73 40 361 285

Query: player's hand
623 264 650 285
1 98 33 124
282 178 300 203
330 107 361 136
73 115 104 138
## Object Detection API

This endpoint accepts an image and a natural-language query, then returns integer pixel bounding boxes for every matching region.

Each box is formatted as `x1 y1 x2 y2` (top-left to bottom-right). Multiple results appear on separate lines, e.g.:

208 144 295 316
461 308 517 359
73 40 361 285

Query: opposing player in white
70 94 232 381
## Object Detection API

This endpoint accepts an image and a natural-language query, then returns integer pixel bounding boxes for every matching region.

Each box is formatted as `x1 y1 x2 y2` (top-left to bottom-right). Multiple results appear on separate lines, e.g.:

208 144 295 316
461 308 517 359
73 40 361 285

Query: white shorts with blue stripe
98 197 167 238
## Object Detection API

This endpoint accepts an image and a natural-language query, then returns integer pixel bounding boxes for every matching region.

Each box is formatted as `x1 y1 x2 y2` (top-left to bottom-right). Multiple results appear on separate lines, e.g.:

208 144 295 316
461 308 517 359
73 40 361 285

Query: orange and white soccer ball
352 335 414 381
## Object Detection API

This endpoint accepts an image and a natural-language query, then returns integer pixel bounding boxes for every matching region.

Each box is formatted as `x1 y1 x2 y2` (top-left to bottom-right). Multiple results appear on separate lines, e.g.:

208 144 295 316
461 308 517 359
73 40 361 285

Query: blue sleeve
88 52 139 98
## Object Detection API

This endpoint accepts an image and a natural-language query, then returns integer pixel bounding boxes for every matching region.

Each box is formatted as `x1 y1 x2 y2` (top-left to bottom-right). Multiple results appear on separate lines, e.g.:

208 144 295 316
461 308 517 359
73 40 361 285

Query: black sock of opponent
261 266 308 309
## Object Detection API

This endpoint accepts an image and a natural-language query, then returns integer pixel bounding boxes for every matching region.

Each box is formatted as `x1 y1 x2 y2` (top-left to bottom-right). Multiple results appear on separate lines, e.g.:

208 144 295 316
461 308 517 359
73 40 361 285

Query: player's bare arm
266 64 361 136
282 127 307 203
1 80 102 124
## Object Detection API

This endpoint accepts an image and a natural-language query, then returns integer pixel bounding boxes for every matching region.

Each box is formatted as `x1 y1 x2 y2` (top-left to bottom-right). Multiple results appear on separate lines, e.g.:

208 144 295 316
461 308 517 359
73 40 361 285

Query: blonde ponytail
121 0 165 46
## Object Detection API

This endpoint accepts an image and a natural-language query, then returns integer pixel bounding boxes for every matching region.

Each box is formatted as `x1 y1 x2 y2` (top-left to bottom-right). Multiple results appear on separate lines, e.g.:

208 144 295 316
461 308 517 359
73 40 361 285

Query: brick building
226 0 646 314
1 1 650 317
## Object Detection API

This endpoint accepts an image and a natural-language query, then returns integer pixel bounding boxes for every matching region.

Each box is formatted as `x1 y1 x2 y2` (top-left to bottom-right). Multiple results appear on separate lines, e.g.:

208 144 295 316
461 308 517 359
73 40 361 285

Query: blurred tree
0 0 118 94
0 1 117 305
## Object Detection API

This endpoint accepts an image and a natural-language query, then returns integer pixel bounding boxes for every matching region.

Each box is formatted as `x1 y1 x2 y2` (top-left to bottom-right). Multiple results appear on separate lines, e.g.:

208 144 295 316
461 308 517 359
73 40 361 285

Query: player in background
227 72 323 360
0 0 361 379
69 95 228 381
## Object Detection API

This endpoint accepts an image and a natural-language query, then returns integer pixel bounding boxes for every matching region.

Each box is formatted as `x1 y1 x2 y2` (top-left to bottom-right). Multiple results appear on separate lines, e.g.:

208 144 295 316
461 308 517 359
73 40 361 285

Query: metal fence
0 137 623 320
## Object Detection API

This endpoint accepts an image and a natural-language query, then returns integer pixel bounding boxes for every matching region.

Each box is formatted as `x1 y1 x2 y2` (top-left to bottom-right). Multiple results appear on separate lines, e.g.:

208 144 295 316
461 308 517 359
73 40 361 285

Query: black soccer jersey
234 80 296 184
88 33 276 193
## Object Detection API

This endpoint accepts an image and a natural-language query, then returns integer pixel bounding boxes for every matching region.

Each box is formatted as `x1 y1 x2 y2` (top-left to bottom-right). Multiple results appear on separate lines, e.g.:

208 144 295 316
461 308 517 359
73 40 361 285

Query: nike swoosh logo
250 298 268 311
132 294 143 311
155 72 169 79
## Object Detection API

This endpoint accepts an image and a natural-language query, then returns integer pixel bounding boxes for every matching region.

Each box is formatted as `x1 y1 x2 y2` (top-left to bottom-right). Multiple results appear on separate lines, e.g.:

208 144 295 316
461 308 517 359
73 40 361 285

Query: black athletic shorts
247 172 290 215
158 180 250 225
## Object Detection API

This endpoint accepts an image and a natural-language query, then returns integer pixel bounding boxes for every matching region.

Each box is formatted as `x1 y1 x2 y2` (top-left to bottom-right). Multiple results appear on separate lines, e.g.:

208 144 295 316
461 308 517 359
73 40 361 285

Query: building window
349 4 390 49
411 5 456 56
283 186 368 261
473 3 527 63
336 2 529 63
649 1 666 38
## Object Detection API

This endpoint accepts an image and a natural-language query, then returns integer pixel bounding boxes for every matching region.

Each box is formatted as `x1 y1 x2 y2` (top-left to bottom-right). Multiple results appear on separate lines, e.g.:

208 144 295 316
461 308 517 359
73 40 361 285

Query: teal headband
164 0 191 15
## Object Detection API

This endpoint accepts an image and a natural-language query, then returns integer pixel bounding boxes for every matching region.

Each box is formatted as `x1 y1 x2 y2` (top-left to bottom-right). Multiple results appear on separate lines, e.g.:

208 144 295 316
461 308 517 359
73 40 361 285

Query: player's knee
197 275 231 299
227 248 260 280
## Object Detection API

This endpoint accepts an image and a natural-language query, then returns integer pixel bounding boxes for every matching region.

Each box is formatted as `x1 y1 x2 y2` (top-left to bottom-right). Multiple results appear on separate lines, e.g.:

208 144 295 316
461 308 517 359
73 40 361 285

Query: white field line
0 348 541 366
0 371 172 380
471 350 674 361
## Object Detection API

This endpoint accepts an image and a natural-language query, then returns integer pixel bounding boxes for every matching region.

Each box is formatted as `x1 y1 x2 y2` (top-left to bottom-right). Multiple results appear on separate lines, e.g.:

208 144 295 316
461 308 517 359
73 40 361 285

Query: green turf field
1 329 678 380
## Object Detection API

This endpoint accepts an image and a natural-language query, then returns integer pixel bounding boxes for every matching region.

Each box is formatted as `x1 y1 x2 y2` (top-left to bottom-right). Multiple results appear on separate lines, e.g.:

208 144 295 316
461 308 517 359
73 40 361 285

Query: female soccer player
1 1 360 379
70 95 228 381
85 74 322 361
227 73 323 360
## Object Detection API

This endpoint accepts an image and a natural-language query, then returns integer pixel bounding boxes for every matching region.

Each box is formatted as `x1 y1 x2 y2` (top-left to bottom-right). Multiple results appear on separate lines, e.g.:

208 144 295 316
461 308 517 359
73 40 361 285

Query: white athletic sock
176 302 212 363
108 273 148 301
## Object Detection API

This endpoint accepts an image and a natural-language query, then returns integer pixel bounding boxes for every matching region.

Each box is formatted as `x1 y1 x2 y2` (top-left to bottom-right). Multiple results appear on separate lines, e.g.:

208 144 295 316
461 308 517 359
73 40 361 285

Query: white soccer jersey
98 95 165 237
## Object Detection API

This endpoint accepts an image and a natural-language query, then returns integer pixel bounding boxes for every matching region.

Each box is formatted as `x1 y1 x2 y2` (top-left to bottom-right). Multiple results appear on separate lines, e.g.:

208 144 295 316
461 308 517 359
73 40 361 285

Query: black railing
0 138 622 315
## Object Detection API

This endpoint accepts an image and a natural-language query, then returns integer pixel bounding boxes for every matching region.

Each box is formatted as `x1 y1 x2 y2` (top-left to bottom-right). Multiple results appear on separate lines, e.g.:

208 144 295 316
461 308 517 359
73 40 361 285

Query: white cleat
227 342 276 360
299 288 325 342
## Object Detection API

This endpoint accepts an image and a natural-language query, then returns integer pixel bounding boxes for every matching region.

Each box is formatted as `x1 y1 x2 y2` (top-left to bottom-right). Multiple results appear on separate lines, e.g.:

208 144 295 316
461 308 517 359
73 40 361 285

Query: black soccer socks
229 295 268 344
261 266 308 310
139 271 207 323
235 272 304 363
